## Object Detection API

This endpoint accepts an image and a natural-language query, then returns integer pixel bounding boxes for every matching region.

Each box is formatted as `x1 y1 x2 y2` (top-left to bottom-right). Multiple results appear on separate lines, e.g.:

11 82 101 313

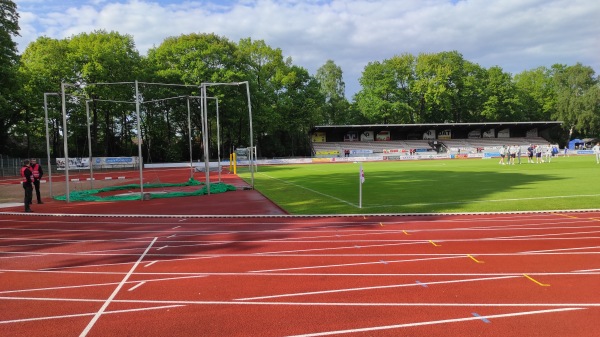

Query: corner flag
359 163 364 208
360 164 365 184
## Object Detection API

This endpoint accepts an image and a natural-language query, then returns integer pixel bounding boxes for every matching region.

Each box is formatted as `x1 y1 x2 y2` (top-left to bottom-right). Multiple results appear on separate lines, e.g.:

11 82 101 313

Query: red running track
1 210 599 336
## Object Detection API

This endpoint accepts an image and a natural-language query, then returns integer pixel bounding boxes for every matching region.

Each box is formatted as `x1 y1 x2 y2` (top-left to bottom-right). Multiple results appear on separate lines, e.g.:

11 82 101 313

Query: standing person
30 158 44 204
21 160 34 212
593 142 600 164
527 144 534 163
545 145 553 163
509 145 517 165
517 145 522 164
499 145 506 165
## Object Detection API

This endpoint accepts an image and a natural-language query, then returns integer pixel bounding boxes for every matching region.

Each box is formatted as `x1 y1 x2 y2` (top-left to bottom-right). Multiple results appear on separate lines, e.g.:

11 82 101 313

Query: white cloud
13 0 600 96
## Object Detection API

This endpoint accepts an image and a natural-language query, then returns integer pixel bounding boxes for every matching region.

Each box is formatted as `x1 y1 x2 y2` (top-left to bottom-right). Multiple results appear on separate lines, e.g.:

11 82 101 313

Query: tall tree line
353 51 600 136
2 0 599 160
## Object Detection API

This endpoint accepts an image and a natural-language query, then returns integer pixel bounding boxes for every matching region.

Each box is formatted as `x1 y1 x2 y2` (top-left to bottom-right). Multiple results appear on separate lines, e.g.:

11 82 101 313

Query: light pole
43 92 60 198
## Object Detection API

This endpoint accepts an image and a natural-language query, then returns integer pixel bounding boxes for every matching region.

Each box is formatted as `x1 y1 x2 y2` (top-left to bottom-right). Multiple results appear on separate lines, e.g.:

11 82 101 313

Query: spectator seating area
312 137 551 157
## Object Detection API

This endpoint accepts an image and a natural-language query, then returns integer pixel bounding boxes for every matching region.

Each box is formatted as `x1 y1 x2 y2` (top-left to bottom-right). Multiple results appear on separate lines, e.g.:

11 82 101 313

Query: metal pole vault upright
188 95 220 181
60 82 71 202
43 92 59 198
199 81 254 192
135 80 144 199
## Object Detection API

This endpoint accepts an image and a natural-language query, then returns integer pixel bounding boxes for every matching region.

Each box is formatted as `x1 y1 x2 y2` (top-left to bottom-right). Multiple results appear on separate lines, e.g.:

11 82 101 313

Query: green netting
54 178 236 202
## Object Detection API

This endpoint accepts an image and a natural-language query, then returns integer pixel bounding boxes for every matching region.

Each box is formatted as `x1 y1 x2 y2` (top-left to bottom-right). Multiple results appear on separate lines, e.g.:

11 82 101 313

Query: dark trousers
33 180 42 202
23 183 33 210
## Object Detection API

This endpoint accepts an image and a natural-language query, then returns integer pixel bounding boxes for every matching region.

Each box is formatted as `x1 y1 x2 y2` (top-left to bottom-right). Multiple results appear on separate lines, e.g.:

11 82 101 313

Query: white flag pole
359 163 363 208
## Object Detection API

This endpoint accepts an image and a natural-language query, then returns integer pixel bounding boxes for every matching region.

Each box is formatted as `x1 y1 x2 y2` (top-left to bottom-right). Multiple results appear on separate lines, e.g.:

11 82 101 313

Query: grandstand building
311 122 563 159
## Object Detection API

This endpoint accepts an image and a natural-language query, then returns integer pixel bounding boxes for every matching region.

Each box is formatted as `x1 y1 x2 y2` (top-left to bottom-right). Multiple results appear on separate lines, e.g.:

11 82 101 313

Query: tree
513 67 556 121
0 0 20 154
480 66 522 122
355 53 416 123
315 60 349 125
17 31 142 159
17 37 70 157
552 63 600 136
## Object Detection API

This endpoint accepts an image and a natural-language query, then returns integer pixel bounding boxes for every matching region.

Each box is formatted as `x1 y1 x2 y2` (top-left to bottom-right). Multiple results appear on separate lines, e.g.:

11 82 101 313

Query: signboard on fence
483 129 495 138
344 132 358 142
311 132 326 142
361 131 374 141
376 131 391 141
438 129 452 140
423 130 435 140
57 157 138 170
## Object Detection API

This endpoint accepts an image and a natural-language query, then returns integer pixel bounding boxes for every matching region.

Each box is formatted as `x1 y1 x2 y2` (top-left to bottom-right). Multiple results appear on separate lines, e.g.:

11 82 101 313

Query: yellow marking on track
467 254 484 263
403 230 411 235
379 222 384 226
523 274 550 286
429 240 441 247
556 213 579 219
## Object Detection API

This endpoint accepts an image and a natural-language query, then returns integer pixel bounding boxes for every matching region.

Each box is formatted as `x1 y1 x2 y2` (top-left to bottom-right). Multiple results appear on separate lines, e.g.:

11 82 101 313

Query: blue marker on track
472 312 491 323
415 281 428 288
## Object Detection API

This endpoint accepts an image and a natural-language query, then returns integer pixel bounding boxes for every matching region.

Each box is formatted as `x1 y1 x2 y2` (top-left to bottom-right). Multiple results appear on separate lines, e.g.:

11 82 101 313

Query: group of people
498 144 523 165
498 144 559 165
497 143 600 165
20 158 44 212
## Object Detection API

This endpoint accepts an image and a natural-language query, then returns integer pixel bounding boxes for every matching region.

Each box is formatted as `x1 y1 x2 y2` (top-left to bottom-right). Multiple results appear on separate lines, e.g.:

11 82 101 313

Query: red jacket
21 166 33 184
31 163 43 180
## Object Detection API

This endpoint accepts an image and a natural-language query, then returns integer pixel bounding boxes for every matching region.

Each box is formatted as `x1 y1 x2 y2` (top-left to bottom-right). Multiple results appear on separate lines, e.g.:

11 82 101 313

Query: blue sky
13 0 600 97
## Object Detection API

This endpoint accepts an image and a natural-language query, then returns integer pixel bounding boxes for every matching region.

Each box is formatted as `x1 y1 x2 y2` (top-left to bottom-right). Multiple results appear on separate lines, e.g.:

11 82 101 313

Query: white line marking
249 256 463 273
2 296 599 307
79 237 157 337
128 282 145 291
235 276 517 301
0 305 184 324
144 261 158 268
362 193 600 208
258 172 357 207
0 275 206 295
284 308 585 337
156 245 168 251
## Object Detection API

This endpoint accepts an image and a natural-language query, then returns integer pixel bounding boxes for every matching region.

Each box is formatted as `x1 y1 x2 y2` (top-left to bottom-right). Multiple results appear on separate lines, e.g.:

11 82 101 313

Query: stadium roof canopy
312 121 562 133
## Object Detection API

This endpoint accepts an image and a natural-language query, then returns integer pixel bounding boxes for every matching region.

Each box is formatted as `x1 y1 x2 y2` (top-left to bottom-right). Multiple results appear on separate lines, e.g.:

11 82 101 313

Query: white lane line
235 276 517 301
521 245 600 254
249 256 463 273
284 308 586 337
79 237 157 337
257 172 357 207
128 282 145 291
362 192 600 208
0 305 184 324
144 261 158 268
2 296 600 307
2 269 600 277
0 275 206 295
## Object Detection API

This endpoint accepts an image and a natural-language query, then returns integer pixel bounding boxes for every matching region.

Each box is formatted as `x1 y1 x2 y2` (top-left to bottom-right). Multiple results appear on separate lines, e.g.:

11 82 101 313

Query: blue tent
568 139 583 150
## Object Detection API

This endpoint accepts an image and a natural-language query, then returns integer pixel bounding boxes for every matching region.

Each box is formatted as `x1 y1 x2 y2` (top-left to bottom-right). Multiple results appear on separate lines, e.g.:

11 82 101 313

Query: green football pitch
239 155 600 214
